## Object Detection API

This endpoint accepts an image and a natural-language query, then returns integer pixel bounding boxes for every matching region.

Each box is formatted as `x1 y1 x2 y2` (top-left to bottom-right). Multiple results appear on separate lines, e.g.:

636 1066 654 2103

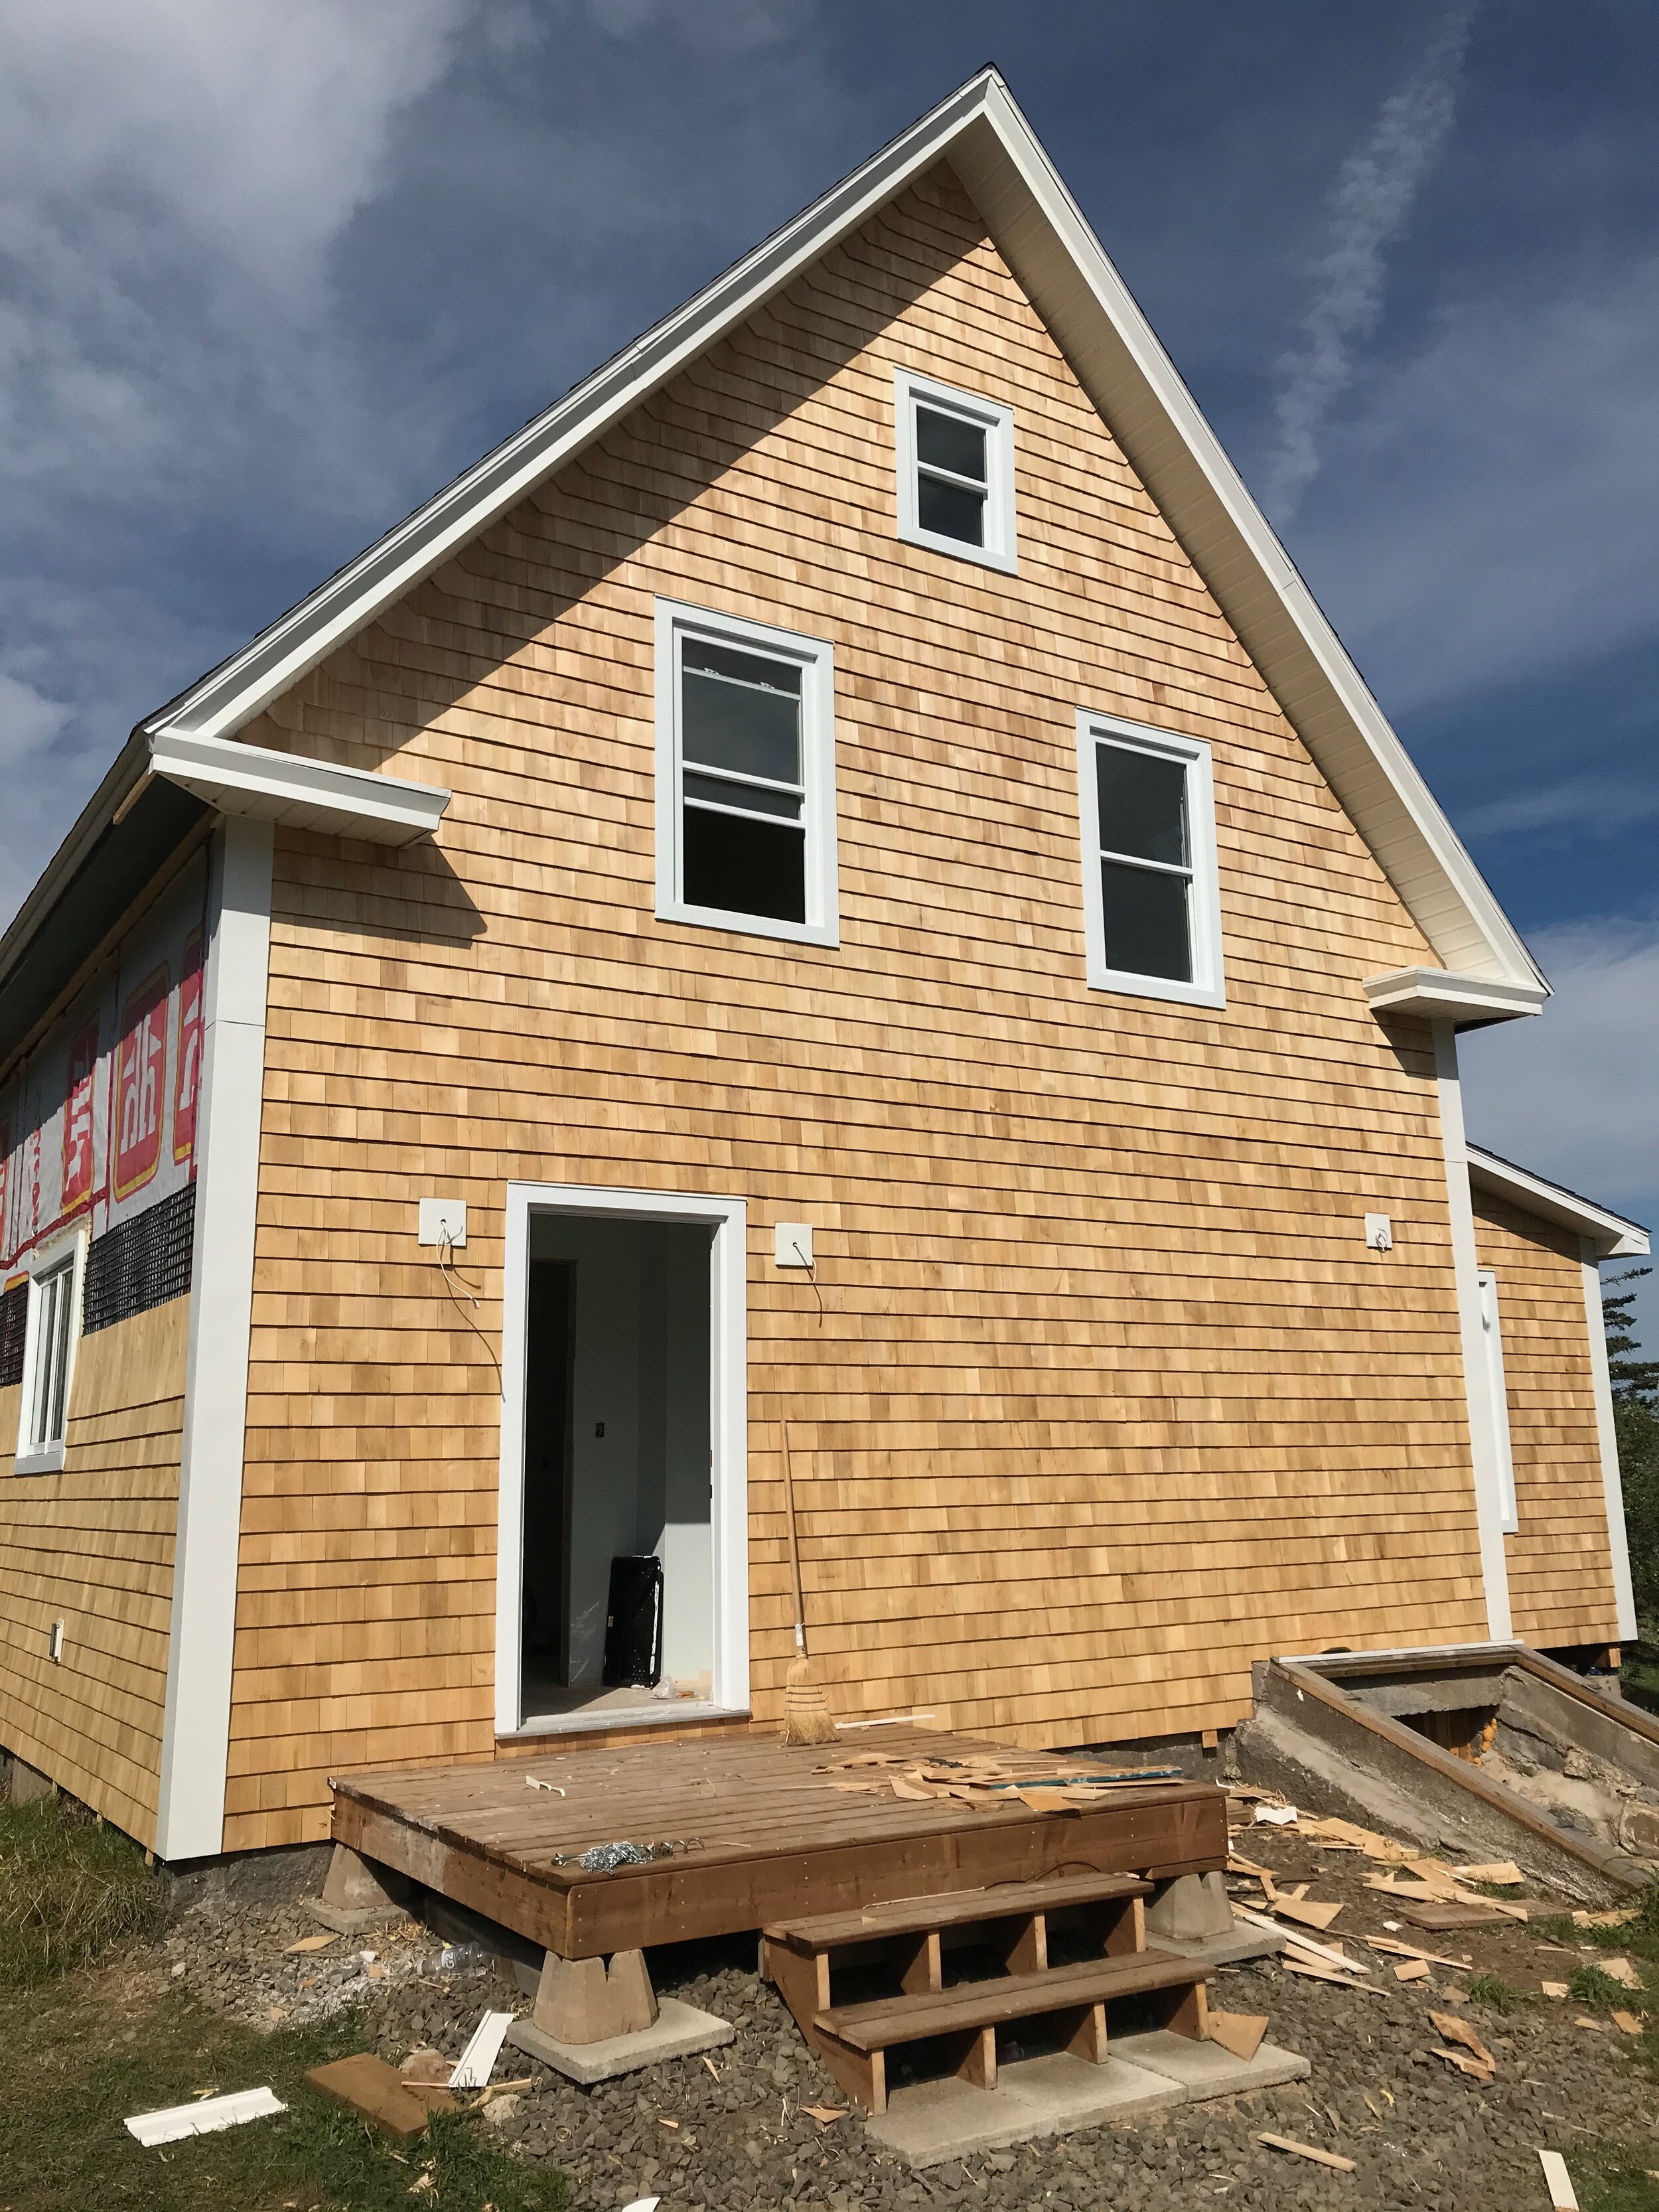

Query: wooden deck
330 1727 1227 1960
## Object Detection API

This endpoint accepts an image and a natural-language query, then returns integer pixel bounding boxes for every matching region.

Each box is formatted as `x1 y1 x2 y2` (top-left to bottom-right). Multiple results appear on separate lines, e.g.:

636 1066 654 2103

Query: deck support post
532 1949 659 2044
322 1844 401 1914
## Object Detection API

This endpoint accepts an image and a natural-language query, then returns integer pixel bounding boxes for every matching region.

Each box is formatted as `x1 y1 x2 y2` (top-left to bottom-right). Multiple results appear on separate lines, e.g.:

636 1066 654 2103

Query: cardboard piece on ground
125 2087 285 2146
1430 2012 1496 2070
1394 1958 1430 1983
304 2055 455 2140
1538 2148 1580 2210
1272 1895 1344 1933
1611 2011 1644 2036
285 1931 338 1955
1257 2132 1355 2172
1206 2010 1268 2062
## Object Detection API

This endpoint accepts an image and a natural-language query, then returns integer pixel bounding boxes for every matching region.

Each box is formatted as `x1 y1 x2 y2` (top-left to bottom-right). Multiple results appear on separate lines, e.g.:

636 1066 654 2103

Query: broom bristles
780 1653 837 1745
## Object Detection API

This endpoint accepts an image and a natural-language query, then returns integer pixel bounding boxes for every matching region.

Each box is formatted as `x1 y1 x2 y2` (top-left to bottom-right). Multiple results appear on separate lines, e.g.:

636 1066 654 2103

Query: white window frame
1075 710 1225 1010
654 597 839 949
14 1232 88 1476
1477 1268 1520 1534
894 368 1017 575
494 1179 749 1738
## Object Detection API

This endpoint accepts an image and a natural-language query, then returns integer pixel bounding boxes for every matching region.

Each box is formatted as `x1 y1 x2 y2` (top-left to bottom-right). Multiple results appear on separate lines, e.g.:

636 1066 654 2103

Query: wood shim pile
822 1750 1184 1812
1226 1789 1532 1923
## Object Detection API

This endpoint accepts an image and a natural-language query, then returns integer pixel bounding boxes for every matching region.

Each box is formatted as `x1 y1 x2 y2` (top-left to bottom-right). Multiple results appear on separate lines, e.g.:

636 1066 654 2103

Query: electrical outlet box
774 1222 814 1268
48 1620 64 1663
1364 1213 1394 1252
418 1197 468 1249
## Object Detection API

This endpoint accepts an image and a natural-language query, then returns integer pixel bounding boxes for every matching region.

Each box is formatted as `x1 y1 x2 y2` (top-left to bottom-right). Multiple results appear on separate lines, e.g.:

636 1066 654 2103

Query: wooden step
763 1869 1151 2044
765 1868 1152 1953
812 1949 1208 2116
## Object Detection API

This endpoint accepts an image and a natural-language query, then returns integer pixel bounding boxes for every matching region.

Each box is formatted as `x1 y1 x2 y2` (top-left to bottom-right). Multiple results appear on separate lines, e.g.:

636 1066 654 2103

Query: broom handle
781 1420 808 1657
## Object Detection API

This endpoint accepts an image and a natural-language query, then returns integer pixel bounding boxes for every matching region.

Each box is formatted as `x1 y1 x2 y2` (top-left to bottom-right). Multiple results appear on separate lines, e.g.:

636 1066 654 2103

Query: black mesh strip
82 1183 196 1337
0 1281 27 1389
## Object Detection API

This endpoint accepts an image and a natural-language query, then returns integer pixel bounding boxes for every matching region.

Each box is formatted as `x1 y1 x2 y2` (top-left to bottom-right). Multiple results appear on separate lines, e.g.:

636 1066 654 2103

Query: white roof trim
149 729 449 848
1467 1143 1648 1258
135 68 1542 997
1364 966 1546 1025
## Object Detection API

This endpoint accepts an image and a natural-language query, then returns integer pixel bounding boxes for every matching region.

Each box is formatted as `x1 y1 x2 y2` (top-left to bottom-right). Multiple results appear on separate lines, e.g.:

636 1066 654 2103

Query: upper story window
894 370 1017 575
15 1242 82 1475
1075 712 1224 1010
654 599 839 948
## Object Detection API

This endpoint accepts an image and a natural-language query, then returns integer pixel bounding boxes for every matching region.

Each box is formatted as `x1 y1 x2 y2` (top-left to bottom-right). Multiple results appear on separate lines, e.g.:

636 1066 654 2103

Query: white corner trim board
125 2087 285 2146
1582 1238 1638 1643
1432 1021 1514 1641
495 1180 750 1739
155 817 273 1862
149 728 449 848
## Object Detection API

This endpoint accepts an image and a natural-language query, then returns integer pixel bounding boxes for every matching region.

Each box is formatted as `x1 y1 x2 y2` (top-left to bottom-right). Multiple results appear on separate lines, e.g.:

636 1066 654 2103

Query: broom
778 1420 836 1745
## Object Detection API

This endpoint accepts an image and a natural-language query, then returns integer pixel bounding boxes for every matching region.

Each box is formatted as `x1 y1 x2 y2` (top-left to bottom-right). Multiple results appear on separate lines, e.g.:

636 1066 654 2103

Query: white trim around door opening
495 1181 749 1738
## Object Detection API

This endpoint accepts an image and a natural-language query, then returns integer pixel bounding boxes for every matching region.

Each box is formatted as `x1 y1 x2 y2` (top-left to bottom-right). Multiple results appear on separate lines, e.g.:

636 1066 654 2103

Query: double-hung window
16 1244 81 1475
894 370 1016 573
1076 713 1224 1008
655 599 837 947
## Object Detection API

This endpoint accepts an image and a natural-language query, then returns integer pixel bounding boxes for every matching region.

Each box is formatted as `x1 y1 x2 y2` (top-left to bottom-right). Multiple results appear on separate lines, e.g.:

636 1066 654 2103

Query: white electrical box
1364 1213 1394 1252
48 1619 64 1663
774 1222 814 1268
419 1197 468 1249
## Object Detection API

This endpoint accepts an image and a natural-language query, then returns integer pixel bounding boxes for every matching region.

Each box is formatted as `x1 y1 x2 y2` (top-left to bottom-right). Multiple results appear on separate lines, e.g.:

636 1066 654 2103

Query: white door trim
496 1179 749 1737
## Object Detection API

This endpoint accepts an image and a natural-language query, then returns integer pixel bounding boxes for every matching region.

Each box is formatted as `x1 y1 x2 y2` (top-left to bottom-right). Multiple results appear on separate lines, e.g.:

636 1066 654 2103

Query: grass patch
1572 1964 1635 2010
0 1976 567 2212
1532 1881 1659 1968
1464 1970 1530 2012
1567 2140 1659 2212
0 1796 165 1988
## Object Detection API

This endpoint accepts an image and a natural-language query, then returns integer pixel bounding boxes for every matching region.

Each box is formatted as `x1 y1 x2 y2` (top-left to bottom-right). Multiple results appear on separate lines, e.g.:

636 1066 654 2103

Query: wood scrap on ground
1256 2132 1356 2172
1537 2147 1581 2210
1541 1982 1570 1999
304 2055 456 2140
1364 1935 1472 1969
1394 1958 1430 1982
285 1931 339 1954
1270 1894 1344 1932
1206 2010 1268 2061
1429 2011 1496 2079
1600 1955 1643 1989
1612 2011 1644 2036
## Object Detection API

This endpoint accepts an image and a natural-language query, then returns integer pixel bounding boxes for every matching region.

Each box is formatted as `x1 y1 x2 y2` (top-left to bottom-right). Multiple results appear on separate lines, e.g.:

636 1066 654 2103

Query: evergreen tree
1605 1268 1659 1636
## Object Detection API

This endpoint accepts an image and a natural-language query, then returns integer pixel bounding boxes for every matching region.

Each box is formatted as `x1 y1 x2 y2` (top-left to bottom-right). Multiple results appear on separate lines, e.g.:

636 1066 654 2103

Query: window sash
1075 711 1223 1008
27 1260 74 1452
894 370 1016 575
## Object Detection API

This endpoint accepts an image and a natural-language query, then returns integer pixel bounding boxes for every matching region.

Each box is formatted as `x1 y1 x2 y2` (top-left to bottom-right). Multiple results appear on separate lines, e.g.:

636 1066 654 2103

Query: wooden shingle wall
226 163 1490 1850
1474 1192 1619 1647
0 1295 186 1842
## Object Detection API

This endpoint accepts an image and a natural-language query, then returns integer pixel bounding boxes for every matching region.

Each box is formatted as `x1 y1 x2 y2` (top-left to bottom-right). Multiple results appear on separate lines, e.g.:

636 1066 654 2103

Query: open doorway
499 1186 748 1735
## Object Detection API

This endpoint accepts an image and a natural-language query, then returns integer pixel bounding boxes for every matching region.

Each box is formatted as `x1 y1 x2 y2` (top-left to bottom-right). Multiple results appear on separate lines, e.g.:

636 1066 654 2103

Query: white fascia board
1466 1142 1650 1259
135 68 1538 995
1363 966 1547 1025
149 729 449 847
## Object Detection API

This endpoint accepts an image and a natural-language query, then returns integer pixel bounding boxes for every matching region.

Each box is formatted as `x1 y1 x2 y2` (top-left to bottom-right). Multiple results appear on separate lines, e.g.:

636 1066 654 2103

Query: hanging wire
437 1231 505 1398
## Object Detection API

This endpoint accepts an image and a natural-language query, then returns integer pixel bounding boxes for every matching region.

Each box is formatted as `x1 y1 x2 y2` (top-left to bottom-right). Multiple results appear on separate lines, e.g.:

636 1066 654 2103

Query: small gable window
655 599 838 948
894 370 1016 574
1075 713 1224 1009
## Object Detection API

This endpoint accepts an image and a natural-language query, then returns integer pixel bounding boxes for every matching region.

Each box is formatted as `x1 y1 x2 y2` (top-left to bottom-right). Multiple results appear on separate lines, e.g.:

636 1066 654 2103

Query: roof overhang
5 66 1546 1029
1364 966 1548 1027
147 729 450 846
1467 1143 1649 1258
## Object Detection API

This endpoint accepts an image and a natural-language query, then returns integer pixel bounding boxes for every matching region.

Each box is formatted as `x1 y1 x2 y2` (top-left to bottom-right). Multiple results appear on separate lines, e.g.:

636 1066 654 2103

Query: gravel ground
156 1822 1658 2211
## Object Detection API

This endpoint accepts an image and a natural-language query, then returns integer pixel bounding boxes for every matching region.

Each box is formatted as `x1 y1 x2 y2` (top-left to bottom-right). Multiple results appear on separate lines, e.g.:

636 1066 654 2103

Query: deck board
331 1728 1226 1958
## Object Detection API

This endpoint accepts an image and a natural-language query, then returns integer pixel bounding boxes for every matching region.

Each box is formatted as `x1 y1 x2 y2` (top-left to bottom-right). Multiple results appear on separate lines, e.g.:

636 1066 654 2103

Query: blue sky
2 1 1654 1323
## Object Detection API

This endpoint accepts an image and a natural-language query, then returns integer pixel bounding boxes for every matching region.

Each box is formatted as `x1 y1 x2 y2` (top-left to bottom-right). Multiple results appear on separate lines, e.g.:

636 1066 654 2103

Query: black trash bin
601 1554 664 1688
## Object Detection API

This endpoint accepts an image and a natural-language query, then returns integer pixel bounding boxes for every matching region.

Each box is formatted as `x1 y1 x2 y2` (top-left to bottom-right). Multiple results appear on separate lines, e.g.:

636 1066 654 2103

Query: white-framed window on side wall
15 1237 85 1475
654 598 838 948
1477 1268 1520 1534
893 369 1017 574
1075 711 1225 1009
